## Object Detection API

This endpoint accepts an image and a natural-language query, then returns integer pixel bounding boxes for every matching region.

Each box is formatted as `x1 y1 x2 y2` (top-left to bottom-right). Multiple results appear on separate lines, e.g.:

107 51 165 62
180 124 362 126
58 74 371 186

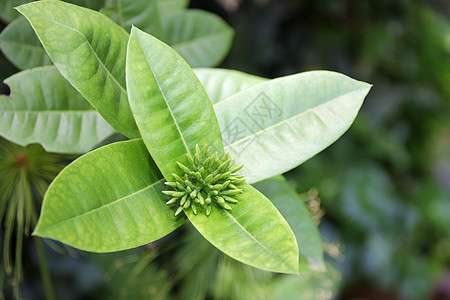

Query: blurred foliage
87 224 339 300
1 0 449 299
194 0 449 299
191 0 449 299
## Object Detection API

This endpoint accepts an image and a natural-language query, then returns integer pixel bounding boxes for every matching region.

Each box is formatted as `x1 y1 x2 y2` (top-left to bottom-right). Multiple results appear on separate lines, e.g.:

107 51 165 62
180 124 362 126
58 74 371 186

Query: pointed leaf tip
34 140 185 252
126 25 224 182
186 183 299 274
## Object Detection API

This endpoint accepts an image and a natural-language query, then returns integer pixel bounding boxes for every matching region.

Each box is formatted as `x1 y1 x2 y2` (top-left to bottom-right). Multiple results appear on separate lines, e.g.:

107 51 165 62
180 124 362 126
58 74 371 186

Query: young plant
11 0 371 274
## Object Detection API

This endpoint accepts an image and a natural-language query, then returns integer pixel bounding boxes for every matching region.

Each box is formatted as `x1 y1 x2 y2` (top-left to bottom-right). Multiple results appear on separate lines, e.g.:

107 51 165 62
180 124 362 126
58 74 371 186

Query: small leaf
214 71 372 183
253 175 325 272
0 66 115 154
162 10 234 67
17 0 140 139
186 183 299 274
194 68 268 104
0 17 51 70
155 0 188 17
126 27 223 181
34 139 185 252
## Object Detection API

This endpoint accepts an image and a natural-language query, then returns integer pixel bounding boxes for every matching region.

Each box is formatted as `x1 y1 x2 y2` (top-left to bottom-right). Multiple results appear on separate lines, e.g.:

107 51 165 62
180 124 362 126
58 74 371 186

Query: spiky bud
205 174 213 184
166 198 178 205
177 162 190 174
186 153 194 166
165 182 177 188
162 144 247 216
175 206 184 216
230 164 244 173
180 195 188 206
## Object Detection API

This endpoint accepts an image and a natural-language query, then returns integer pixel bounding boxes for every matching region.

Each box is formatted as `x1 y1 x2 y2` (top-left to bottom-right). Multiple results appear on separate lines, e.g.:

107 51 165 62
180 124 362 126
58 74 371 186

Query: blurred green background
1 0 449 299
202 1 450 298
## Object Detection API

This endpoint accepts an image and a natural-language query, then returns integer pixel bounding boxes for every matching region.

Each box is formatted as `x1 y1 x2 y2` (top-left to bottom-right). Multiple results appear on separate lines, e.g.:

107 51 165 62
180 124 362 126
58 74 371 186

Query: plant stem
34 238 55 300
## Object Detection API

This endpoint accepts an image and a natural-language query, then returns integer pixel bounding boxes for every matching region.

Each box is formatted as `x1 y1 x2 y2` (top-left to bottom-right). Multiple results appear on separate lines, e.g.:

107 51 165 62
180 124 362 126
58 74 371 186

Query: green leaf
34 139 185 252
194 68 268 104
66 0 106 11
162 10 234 67
126 27 223 181
269 262 341 299
214 71 372 183
155 0 189 17
0 0 106 24
0 17 51 70
101 0 165 39
0 66 116 154
0 0 29 23
253 175 325 272
186 182 299 274
17 0 140 139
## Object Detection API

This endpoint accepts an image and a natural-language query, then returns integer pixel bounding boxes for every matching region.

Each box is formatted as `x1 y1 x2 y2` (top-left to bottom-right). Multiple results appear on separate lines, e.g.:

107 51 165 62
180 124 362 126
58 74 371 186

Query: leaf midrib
135 33 192 156
37 179 165 233
221 87 367 150
224 210 290 268
25 13 128 97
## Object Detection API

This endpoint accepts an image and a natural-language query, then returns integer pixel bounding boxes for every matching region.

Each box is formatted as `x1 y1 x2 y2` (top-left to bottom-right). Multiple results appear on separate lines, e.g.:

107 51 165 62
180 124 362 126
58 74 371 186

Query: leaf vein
39 179 164 232
29 14 128 97
222 88 366 150
135 35 192 156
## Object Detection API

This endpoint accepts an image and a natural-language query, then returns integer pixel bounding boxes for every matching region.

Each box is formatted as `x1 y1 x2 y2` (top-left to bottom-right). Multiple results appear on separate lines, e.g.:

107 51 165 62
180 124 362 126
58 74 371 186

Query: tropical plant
7 0 371 275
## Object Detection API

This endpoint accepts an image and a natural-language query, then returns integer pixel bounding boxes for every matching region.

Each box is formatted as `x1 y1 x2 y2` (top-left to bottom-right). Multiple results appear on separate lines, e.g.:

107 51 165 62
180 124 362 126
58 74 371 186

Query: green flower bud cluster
162 144 246 216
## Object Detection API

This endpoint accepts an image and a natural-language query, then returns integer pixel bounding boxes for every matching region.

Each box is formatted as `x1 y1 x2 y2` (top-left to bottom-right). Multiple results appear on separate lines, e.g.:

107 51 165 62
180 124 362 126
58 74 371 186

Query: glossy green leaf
0 66 115 154
0 17 51 70
101 0 164 39
214 71 372 183
253 175 325 272
155 0 189 17
126 27 223 181
186 182 299 274
17 0 140 139
162 10 234 67
194 68 268 104
34 139 185 252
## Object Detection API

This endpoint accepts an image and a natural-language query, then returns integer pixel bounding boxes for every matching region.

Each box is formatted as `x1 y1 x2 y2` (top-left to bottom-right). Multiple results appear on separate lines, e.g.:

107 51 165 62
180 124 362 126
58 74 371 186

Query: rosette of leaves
14 1 371 274
163 144 246 216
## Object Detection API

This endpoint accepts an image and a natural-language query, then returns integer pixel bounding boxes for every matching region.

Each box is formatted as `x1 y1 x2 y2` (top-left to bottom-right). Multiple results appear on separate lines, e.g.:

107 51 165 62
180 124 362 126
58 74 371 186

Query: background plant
15 0 370 276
